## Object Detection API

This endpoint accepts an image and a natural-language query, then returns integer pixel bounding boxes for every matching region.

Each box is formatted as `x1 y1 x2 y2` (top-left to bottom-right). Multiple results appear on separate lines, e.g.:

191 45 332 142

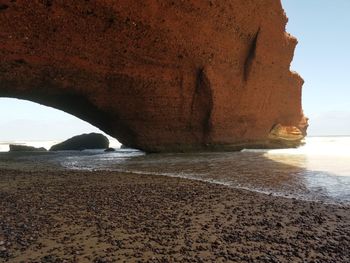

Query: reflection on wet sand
1 145 349 204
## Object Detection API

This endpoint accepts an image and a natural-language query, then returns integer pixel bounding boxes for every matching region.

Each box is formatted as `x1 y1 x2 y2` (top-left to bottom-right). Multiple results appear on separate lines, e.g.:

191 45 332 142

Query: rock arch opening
0 97 120 151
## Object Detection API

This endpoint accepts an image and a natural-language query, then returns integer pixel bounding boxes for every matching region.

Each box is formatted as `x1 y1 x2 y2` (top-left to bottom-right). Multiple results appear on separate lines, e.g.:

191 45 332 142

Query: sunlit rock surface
0 0 307 152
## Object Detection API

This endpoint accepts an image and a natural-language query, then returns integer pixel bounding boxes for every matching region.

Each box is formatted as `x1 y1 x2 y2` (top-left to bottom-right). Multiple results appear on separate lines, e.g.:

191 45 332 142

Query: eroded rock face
0 0 307 152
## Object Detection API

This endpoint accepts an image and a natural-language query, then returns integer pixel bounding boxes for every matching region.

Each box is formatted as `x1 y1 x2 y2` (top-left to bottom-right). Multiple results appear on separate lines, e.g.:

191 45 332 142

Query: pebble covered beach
0 168 349 262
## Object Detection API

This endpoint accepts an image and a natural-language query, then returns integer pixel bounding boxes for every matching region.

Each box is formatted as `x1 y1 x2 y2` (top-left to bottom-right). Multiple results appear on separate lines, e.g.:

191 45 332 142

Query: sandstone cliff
0 0 307 152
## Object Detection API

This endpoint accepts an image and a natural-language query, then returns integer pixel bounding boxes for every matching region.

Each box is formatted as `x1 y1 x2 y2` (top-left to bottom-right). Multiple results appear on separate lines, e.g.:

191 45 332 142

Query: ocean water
0 137 349 205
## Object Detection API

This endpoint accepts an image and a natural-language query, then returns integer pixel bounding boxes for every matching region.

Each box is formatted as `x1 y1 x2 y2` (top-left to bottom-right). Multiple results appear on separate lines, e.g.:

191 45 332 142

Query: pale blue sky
0 98 103 141
0 0 349 141
282 0 350 135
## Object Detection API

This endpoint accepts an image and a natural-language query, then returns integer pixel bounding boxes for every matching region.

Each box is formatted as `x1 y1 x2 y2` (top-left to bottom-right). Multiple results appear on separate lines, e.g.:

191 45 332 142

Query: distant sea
0 136 349 205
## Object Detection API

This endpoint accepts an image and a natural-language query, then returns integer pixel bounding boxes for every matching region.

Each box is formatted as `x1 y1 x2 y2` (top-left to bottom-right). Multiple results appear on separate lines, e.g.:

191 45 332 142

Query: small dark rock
104 147 116 152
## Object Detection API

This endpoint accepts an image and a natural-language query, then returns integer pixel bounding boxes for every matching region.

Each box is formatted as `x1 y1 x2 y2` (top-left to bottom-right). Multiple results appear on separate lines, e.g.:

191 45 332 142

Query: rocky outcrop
50 133 109 151
9 145 47 152
0 0 307 152
267 124 305 148
104 147 116 152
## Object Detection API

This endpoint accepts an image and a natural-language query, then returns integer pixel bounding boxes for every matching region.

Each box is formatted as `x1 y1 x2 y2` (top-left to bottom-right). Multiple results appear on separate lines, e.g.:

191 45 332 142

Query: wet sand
0 168 349 262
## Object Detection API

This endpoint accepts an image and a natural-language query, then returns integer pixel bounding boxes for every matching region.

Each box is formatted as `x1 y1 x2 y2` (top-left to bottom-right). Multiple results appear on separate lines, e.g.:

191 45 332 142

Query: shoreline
0 168 349 262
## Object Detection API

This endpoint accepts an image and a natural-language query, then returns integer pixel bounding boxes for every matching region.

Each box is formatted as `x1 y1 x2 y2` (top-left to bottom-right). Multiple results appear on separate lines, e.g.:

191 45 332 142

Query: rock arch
0 0 307 152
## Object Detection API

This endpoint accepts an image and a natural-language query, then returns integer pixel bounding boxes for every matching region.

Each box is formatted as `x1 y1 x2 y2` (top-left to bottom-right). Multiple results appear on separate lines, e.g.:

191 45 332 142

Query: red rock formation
0 0 307 152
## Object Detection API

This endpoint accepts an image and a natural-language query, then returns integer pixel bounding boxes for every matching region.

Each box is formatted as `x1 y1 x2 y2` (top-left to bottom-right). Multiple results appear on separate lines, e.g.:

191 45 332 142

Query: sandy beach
0 168 349 262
